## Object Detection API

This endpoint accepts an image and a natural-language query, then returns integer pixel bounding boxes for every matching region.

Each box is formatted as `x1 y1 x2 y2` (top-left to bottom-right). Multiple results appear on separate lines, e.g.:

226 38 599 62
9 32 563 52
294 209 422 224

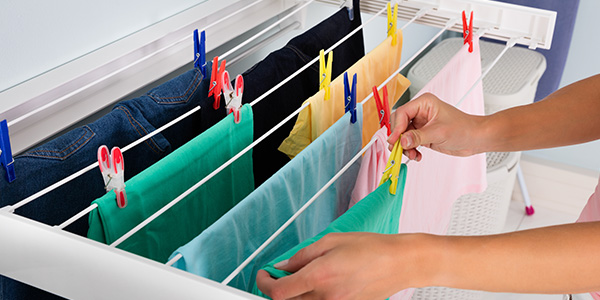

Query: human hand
256 232 430 300
388 93 484 160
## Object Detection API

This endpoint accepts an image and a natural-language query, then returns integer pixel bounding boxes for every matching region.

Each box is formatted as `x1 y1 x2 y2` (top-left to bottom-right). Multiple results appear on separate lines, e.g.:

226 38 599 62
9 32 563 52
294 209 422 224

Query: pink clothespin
208 57 227 109
462 11 474 53
221 70 244 124
373 85 391 136
98 145 127 208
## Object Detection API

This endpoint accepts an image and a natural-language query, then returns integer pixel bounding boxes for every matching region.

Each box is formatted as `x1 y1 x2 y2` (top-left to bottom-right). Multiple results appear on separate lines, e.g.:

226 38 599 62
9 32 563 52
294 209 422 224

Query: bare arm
388 74 600 159
256 222 600 299
479 73 600 152
434 221 600 294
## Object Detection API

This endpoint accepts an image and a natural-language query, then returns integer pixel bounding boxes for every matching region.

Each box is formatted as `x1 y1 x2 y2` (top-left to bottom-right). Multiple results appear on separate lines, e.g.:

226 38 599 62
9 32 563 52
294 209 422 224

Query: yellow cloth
278 30 411 158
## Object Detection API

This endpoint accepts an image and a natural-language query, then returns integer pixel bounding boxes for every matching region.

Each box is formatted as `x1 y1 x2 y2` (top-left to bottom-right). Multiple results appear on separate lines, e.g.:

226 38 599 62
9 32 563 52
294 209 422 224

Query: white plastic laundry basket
406 37 545 300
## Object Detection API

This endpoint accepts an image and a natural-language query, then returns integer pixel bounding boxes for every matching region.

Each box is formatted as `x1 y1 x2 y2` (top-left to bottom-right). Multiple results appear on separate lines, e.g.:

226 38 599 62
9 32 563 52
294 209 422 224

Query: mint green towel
88 105 255 263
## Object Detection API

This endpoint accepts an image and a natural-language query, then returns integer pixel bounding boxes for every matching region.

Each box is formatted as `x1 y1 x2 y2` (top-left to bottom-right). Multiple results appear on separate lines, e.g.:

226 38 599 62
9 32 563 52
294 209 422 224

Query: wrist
471 114 496 154
393 233 449 289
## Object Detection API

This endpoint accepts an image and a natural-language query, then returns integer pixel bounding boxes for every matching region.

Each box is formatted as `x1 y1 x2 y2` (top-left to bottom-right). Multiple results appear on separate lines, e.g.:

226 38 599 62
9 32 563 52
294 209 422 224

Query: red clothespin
98 145 127 209
208 57 226 109
344 72 357 124
462 11 474 53
0 120 15 183
221 70 244 124
373 85 391 136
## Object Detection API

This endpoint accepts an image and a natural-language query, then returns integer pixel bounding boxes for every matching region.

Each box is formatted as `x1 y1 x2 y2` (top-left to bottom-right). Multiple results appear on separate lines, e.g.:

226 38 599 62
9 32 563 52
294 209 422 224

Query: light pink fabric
349 127 391 209
576 178 600 300
391 37 487 300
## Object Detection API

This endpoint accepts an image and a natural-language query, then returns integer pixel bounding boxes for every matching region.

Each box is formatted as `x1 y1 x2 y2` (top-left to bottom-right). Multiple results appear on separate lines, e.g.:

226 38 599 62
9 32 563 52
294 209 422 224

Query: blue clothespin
344 72 357 124
193 29 207 77
0 120 15 183
342 0 354 21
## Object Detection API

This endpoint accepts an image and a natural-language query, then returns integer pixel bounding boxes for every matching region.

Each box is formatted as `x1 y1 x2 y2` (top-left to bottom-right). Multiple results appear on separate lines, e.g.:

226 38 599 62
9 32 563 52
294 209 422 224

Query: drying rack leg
517 163 535 216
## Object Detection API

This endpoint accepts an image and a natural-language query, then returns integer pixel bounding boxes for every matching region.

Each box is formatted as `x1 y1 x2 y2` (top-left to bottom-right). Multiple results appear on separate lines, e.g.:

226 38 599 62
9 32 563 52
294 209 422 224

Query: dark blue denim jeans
0 65 215 299
243 0 365 186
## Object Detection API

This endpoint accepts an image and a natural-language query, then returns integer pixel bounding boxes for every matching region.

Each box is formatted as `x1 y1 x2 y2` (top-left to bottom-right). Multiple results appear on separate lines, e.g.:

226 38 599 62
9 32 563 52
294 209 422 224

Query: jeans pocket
112 106 171 155
20 126 95 161
147 68 203 104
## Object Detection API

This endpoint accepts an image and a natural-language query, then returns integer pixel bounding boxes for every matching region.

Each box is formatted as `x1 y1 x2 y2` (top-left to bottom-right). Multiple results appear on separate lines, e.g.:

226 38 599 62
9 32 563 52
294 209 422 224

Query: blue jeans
243 0 365 186
0 65 214 299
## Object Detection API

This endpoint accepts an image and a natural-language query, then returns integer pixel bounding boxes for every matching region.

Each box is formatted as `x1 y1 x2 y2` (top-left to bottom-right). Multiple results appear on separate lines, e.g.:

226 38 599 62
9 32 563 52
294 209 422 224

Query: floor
480 155 598 299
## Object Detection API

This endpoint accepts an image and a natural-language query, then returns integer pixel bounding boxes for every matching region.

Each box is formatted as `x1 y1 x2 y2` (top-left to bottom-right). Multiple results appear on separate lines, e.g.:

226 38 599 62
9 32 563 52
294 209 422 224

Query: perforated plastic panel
408 37 545 96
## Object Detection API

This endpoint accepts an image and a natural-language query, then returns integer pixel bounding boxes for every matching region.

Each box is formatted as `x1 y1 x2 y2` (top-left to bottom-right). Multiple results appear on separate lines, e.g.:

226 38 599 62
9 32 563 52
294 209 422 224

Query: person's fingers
402 148 422 161
256 267 317 300
275 235 335 273
388 99 424 146
256 270 278 298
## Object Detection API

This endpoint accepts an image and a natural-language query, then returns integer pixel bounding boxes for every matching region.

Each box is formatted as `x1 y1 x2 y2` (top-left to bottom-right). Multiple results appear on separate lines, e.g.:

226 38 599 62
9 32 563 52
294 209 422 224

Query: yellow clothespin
387 2 398 46
379 137 403 195
319 49 333 101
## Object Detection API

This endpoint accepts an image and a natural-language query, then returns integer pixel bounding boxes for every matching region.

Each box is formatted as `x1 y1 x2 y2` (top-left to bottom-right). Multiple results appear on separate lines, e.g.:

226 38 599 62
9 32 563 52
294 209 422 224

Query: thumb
401 128 432 150
274 240 330 273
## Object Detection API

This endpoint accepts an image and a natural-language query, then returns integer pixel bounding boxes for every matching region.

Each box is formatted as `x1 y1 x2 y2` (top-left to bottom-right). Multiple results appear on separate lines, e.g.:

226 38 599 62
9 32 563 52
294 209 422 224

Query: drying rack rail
319 0 556 49
0 0 556 299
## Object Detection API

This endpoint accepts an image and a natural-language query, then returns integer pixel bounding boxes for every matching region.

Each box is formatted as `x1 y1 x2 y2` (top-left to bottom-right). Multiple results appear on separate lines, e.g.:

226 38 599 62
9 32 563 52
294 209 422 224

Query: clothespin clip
343 72 357 124
341 0 354 21
98 145 127 209
379 138 403 195
387 2 398 46
462 11 474 53
373 85 391 136
221 70 244 124
0 120 15 183
319 49 333 101
208 56 226 110
193 29 207 78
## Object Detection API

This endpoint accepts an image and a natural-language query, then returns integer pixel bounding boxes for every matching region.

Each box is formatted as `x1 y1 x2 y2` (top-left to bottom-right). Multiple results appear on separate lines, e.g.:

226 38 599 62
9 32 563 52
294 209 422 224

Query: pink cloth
576 178 600 300
391 37 487 300
349 127 391 209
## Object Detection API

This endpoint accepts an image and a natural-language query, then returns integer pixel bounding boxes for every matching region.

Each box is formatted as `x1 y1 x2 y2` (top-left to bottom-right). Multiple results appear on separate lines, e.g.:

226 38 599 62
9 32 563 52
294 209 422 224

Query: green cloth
252 163 407 297
88 105 255 263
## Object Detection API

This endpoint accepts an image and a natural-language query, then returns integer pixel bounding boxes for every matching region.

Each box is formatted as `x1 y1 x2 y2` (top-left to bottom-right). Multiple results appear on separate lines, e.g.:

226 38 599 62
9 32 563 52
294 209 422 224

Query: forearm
476 74 600 153
415 222 600 294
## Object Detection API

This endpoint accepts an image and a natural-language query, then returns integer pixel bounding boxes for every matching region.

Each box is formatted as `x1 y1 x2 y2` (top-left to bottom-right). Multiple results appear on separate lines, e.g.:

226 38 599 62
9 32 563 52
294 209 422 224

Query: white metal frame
319 0 556 50
0 0 556 299
0 0 301 155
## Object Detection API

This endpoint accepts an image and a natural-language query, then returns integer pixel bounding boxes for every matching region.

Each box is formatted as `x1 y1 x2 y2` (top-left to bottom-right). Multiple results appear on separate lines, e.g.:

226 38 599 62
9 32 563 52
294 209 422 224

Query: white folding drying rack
0 0 555 299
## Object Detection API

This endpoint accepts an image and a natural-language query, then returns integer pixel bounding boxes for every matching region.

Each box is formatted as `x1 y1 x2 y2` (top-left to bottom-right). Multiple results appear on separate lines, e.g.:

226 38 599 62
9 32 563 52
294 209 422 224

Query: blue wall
525 0 600 172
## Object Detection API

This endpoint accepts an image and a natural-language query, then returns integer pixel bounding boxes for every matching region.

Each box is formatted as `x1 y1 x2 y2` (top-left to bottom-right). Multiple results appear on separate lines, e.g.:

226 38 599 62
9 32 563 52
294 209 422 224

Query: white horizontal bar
0 211 262 300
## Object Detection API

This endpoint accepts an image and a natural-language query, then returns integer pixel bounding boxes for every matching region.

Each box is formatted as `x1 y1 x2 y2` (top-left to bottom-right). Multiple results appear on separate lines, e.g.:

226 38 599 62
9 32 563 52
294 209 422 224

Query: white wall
525 0 600 172
0 0 206 93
